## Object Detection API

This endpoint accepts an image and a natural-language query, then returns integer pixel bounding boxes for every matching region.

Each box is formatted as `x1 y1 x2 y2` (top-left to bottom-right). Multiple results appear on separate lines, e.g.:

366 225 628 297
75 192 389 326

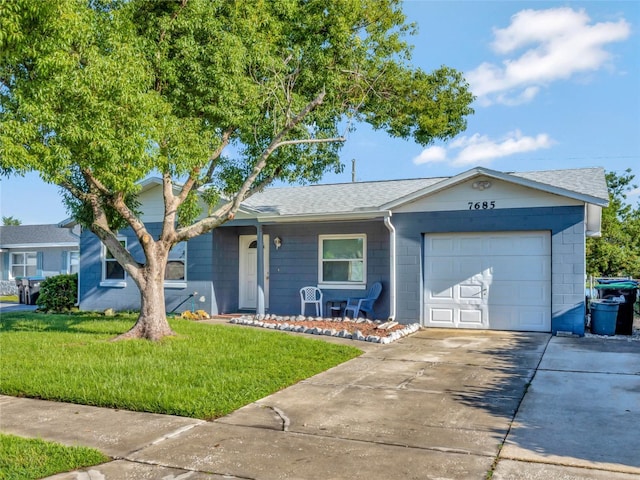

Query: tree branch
175 90 339 243
81 168 150 251
229 90 327 214
202 126 235 184
272 136 345 148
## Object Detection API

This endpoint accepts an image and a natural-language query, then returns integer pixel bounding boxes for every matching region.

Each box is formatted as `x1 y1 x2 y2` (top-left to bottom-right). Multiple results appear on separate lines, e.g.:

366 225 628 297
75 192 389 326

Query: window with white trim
165 242 186 282
102 239 126 285
68 251 80 274
318 234 366 288
10 252 37 278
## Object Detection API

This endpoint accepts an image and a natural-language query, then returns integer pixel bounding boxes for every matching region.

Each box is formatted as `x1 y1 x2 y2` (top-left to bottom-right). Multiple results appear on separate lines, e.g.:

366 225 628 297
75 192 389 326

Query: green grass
0 434 108 480
0 295 18 303
0 312 362 419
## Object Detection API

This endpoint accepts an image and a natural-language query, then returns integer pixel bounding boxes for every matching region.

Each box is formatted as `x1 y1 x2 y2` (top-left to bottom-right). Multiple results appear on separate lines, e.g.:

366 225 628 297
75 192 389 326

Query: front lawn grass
0 433 108 480
0 312 361 419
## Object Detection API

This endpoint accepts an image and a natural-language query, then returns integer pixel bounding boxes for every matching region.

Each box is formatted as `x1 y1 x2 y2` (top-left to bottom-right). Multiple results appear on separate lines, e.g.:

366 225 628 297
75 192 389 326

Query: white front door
239 235 269 309
423 231 551 332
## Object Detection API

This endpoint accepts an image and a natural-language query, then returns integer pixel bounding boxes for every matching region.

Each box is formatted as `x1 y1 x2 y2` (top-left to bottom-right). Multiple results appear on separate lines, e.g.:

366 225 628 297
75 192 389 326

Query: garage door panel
457 259 485 279
426 258 454 277
424 231 551 332
488 282 549 306
459 308 484 327
459 237 487 255
429 237 455 255
429 283 454 300
459 284 484 301
488 257 548 280
489 306 548 331
430 308 455 325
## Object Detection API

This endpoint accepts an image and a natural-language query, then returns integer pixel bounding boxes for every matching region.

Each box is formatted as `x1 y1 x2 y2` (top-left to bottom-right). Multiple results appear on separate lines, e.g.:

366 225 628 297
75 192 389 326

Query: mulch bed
228 314 421 344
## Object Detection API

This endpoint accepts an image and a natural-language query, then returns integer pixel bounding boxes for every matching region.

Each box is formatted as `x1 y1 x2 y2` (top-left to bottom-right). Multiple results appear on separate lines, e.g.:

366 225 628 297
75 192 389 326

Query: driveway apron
3 329 552 479
127 329 549 479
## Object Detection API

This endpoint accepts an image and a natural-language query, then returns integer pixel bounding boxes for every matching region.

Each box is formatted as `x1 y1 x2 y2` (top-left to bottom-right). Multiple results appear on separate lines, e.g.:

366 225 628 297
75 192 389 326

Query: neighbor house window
10 252 37 278
102 239 127 286
318 234 366 288
68 251 80 274
165 242 187 282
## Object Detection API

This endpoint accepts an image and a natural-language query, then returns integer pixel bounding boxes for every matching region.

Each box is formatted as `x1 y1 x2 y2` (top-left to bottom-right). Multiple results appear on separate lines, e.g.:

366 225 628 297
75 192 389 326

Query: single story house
0 223 80 295
78 166 609 335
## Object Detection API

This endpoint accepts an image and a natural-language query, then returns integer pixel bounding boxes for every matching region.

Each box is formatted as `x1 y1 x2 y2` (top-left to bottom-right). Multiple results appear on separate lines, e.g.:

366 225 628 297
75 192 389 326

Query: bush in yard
36 274 78 313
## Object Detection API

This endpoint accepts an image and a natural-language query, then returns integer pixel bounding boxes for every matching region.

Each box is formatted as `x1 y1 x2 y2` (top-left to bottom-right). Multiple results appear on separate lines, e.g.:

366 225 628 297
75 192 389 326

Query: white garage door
423 231 551 332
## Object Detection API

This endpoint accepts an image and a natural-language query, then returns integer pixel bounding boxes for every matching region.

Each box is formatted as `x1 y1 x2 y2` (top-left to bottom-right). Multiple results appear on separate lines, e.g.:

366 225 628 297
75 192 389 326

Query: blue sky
2 1 639 225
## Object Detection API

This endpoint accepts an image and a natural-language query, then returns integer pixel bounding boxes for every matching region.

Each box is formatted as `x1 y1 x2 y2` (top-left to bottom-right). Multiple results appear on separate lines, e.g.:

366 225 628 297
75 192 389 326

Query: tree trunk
114 266 176 341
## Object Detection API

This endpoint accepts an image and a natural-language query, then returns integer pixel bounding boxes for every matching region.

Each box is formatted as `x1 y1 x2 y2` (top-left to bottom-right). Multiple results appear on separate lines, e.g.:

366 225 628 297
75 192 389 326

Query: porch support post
256 223 265 315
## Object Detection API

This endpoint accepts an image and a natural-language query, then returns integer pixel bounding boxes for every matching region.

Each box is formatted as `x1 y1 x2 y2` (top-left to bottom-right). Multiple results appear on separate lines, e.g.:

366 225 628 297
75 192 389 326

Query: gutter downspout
384 212 396 321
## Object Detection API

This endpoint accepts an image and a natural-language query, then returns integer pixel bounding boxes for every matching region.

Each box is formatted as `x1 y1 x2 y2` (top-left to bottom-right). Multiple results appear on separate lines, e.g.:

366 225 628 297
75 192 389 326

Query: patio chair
344 282 382 319
300 286 323 317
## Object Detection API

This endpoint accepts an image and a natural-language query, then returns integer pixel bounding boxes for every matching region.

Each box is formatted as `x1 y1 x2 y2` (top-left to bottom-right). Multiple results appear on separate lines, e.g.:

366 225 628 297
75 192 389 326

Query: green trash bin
590 300 619 336
596 280 638 335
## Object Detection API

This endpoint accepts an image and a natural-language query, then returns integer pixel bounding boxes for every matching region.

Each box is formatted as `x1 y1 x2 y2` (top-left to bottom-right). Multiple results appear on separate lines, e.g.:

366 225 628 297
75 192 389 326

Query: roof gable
382 167 609 210
0 224 80 248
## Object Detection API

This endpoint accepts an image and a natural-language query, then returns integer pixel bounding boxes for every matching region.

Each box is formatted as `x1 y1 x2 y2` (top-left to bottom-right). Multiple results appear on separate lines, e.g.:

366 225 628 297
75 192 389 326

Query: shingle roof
243 177 444 215
511 167 609 201
0 224 80 247
242 167 608 217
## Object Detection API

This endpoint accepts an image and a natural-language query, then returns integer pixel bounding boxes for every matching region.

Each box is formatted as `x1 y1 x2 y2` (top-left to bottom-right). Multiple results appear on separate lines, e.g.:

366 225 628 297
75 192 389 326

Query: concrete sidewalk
1 329 639 479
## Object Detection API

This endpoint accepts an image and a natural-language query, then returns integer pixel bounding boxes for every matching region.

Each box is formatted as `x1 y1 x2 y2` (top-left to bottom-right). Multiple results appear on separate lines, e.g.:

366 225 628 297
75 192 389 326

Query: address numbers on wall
468 201 496 210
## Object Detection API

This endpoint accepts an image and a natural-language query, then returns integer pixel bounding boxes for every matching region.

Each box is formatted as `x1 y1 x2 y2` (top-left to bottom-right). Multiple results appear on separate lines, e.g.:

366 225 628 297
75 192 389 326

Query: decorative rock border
229 314 421 344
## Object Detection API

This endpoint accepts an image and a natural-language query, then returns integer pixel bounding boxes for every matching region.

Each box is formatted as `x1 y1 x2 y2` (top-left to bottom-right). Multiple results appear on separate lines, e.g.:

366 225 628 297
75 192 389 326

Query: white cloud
627 187 640 202
452 131 553 166
413 130 554 167
467 7 631 106
412 146 447 165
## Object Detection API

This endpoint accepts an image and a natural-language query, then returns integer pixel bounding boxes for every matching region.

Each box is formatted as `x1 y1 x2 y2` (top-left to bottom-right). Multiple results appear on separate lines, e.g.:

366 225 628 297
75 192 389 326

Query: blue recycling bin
590 300 619 336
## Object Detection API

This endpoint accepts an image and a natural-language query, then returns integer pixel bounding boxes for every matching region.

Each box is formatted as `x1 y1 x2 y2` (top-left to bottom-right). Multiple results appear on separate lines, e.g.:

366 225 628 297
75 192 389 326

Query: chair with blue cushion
344 282 382 319
300 286 323 317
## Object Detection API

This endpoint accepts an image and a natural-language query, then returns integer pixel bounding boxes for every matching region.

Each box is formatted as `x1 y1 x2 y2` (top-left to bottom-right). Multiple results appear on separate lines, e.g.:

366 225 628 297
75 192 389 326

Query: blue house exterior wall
392 205 586 335
79 224 215 314
80 220 391 318
209 220 389 317
255 220 390 318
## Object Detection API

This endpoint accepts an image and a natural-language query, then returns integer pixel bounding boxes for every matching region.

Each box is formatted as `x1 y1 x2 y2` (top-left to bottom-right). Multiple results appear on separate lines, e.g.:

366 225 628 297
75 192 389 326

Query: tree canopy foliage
587 169 640 279
2 216 21 225
0 0 475 339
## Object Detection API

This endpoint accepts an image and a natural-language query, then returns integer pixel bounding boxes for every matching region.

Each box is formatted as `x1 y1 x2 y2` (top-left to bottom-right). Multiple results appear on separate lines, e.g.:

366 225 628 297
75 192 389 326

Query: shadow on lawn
0 311 132 336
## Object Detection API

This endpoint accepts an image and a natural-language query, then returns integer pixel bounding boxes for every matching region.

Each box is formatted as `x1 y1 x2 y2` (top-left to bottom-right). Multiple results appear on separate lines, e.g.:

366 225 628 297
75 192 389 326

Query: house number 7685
468 201 496 210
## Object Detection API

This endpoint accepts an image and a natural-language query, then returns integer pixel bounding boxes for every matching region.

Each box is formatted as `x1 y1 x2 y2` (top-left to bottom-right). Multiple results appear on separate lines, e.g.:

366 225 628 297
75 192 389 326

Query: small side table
326 300 346 318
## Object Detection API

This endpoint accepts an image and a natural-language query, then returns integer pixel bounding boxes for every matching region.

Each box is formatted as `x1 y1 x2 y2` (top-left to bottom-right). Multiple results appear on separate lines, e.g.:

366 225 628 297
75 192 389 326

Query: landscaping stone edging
229 314 421 344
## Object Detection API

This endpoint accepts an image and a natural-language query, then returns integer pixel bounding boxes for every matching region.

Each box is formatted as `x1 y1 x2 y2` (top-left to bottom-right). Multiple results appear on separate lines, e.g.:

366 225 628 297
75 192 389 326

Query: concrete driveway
1 328 639 479
0 302 38 312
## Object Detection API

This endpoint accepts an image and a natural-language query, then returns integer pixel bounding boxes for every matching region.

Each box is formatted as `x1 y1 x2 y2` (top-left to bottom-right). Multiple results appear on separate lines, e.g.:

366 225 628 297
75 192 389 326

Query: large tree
0 0 474 340
587 169 640 280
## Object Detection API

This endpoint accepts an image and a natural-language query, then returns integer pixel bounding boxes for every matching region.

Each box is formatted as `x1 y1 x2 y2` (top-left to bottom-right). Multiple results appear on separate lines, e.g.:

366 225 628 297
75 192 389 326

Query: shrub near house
36 274 78 313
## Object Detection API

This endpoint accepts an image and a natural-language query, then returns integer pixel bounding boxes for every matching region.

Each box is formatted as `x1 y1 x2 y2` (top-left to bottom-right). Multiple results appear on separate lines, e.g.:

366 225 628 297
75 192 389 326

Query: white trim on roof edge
255 210 386 223
1 242 79 249
381 167 609 210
